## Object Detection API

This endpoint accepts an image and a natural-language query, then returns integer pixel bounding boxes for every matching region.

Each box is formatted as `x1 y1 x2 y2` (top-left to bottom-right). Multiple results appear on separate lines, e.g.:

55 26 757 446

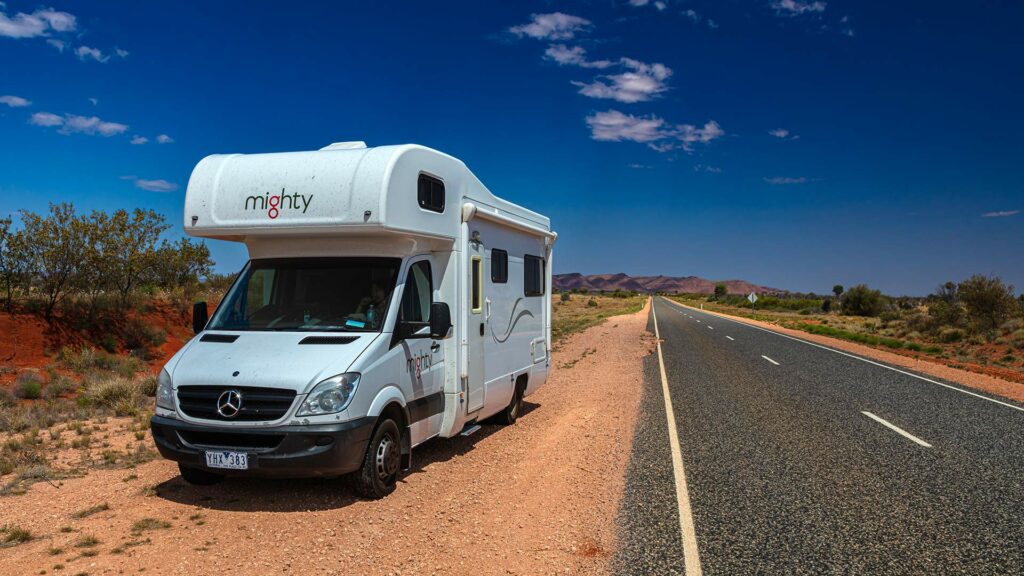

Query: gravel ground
0 302 654 576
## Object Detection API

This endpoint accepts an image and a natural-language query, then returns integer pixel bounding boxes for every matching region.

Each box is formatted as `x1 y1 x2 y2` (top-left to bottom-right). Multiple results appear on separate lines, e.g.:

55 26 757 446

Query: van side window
401 261 433 323
491 249 508 283
524 255 544 297
417 174 445 213
471 257 483 312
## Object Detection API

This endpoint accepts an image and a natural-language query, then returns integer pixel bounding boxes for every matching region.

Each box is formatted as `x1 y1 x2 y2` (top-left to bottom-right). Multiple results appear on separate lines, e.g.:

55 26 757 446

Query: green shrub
85 376 143 416
99 334 118 353
137 375 158 397
841 285 886 317
905 342 923 352
958 274 1018 334
1 525 33 545
123 319 167 352
14 372 43 399
587 299 598 308
938 327 965 343
44 375 77 399
559 292 571 302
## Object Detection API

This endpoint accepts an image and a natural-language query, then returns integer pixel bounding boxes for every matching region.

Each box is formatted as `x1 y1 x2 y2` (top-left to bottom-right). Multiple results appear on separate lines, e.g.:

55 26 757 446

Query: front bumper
150 414 375 478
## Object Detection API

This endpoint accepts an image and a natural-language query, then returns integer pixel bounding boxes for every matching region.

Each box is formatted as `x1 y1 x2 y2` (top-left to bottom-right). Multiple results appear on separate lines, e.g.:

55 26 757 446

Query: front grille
177 386 297 422
178 430 284 450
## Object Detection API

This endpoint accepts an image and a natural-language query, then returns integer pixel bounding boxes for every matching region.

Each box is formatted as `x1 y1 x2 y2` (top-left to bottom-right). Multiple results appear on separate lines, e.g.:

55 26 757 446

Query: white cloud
587 110 667 143
771 0 826 16
544 44 613 69
0 94 30 107
88 97 98 106
29 111 62 126
573 58 673 103
982 210 1019 218
695 164 722 173
654 1 667 10
156 134 174 144
115 47 129 58
46 38 65 51
0 6 76 38
684 9 700 22
764 176 810 184
75 45 109 63
707 19 719 29
510 12 591 41
676 120 725 150
130 135 148 145
769 128 790 138
629 0 649 5
30 112 128 136
134 179 178 193
586 110 724 152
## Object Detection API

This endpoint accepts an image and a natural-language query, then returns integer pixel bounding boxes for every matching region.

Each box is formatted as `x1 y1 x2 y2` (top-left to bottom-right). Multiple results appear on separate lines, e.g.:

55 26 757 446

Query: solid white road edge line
662 298 1024 414
651 299 704 576
726 336 735 341
861 411 933 448
761 355 780 365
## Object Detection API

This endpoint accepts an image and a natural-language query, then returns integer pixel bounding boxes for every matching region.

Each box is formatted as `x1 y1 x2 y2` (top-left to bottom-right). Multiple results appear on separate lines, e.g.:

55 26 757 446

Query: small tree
841 284 885 317
106 209 170 306
0 217 32 312
151 237 213 303
713 283 727 300
832 285 844 298
19 203 89 320
821 298 832 313
958 274 1017 334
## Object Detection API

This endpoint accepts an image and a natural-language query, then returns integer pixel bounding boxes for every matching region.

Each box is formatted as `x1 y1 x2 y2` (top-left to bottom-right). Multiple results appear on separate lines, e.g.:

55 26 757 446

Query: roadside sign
748 292 758 304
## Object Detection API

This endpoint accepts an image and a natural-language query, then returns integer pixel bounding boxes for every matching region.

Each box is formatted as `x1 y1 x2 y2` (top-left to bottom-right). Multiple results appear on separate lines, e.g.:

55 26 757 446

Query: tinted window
491 249 508 283
471 257 483 312
417 174 445 213
524 255 544 297
401 261 432 323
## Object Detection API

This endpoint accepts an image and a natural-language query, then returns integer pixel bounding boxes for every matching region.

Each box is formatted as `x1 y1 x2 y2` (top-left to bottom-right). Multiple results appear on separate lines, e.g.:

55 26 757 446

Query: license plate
205 451 249 470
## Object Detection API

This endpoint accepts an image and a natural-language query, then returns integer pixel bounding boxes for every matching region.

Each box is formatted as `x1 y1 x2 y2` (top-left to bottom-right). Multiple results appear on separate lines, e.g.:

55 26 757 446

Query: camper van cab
150 142 555 498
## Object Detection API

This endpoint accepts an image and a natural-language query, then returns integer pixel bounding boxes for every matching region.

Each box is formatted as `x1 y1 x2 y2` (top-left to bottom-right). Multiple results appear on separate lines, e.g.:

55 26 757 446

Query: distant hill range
553 273 783 295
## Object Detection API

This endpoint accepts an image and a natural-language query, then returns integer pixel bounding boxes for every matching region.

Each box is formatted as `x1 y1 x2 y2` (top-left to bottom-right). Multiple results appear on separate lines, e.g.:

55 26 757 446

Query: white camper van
150 142 556 498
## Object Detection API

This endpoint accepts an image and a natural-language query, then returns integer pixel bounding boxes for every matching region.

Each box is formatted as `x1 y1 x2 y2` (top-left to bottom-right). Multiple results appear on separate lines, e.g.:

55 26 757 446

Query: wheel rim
375 433 400 481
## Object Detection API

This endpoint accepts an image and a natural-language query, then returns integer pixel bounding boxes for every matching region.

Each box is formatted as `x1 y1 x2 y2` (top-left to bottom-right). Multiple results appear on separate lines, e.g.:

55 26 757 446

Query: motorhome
150 142 556 498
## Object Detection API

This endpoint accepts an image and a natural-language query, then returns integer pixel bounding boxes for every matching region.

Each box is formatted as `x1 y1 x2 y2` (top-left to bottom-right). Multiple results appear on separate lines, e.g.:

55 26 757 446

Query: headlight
297 373 360 416
156 369 175 410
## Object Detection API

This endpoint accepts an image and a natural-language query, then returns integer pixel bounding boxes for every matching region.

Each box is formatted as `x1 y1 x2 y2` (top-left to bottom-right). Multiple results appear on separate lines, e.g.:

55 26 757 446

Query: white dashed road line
707 325 714 330
726 336 735 341
651 300 704 575
861 411 933 448
761 355 780 366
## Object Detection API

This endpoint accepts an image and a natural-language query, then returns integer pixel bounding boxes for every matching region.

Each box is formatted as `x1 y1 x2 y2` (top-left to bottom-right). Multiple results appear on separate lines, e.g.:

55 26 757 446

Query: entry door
466 241 485 413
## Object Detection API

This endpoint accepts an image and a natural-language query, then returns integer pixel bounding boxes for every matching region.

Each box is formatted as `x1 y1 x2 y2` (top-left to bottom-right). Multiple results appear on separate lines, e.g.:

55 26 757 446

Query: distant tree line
0 203 213 319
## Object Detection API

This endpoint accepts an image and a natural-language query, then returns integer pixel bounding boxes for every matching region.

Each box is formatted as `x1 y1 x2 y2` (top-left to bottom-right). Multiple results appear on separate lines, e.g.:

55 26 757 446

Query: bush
123 319 167 352
14 372 42 399
958 275 1018 334
44 375 77 399
938 327 965 343
137 375 158 397
85 376 144 416
841 285 886 317
0 387 16 408
586 299 598 308
560 292 571 303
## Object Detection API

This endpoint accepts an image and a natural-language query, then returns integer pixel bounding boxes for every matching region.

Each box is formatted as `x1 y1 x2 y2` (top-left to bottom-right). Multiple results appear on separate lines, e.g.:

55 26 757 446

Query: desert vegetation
671 274 1024 381
552 292 646 343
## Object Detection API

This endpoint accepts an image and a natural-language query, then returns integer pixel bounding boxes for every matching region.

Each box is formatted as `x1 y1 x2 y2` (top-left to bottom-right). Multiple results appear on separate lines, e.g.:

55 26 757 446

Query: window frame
400 259 433 324
491 249 508 284
417 173 445 213
524 254 545 297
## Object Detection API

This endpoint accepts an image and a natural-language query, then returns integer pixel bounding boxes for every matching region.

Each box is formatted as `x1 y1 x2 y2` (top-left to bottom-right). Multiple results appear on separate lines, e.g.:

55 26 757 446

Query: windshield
207 257 400 332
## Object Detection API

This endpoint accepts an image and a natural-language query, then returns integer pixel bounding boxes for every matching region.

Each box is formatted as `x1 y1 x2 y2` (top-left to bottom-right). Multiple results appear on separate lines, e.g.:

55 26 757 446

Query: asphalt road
613 297 1024 575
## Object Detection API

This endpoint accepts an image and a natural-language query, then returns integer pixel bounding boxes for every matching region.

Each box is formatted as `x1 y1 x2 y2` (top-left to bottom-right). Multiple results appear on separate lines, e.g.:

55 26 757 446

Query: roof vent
319 141 367 151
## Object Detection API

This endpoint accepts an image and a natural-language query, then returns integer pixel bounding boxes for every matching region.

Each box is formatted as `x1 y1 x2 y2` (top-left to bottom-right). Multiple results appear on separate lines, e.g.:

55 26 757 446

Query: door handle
431 342 441 352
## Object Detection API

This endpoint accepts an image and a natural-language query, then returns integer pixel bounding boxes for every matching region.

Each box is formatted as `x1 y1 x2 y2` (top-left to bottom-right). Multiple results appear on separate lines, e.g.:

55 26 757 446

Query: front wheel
351 419 401 499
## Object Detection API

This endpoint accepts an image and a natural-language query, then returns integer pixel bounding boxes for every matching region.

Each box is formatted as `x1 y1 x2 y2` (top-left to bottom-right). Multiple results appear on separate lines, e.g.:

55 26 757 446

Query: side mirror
192 301 209 334
429 302 453 340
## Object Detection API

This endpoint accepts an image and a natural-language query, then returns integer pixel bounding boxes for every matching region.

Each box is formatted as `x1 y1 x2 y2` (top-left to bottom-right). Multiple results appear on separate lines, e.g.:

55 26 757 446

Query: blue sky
1 0 1021 295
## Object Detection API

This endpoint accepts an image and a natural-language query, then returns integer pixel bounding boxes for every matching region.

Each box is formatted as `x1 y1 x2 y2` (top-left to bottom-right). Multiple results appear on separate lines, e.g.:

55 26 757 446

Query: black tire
494 384 523 425
178 464 225 486
351 418 401 499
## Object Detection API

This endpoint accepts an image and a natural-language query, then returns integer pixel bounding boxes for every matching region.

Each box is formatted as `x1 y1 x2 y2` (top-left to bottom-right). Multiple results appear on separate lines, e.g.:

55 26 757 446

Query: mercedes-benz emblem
216 389 243 418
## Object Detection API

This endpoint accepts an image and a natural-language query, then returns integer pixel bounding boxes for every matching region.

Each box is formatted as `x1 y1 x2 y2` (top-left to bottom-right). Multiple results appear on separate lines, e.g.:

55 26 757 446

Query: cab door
396 257 444 443
466 241 485 414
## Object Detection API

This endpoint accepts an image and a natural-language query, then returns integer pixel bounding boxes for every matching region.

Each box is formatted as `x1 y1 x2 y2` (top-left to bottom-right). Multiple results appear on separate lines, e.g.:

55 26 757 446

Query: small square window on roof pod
417 174 445 213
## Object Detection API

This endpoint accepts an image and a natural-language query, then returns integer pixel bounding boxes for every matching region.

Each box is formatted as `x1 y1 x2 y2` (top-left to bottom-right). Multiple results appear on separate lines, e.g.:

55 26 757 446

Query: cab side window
401 260 433 323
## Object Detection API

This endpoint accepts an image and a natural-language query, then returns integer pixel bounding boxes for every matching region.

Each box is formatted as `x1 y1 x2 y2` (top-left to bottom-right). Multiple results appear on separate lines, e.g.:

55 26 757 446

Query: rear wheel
494 384 524 425
351 418 401 499
178 464 225 486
